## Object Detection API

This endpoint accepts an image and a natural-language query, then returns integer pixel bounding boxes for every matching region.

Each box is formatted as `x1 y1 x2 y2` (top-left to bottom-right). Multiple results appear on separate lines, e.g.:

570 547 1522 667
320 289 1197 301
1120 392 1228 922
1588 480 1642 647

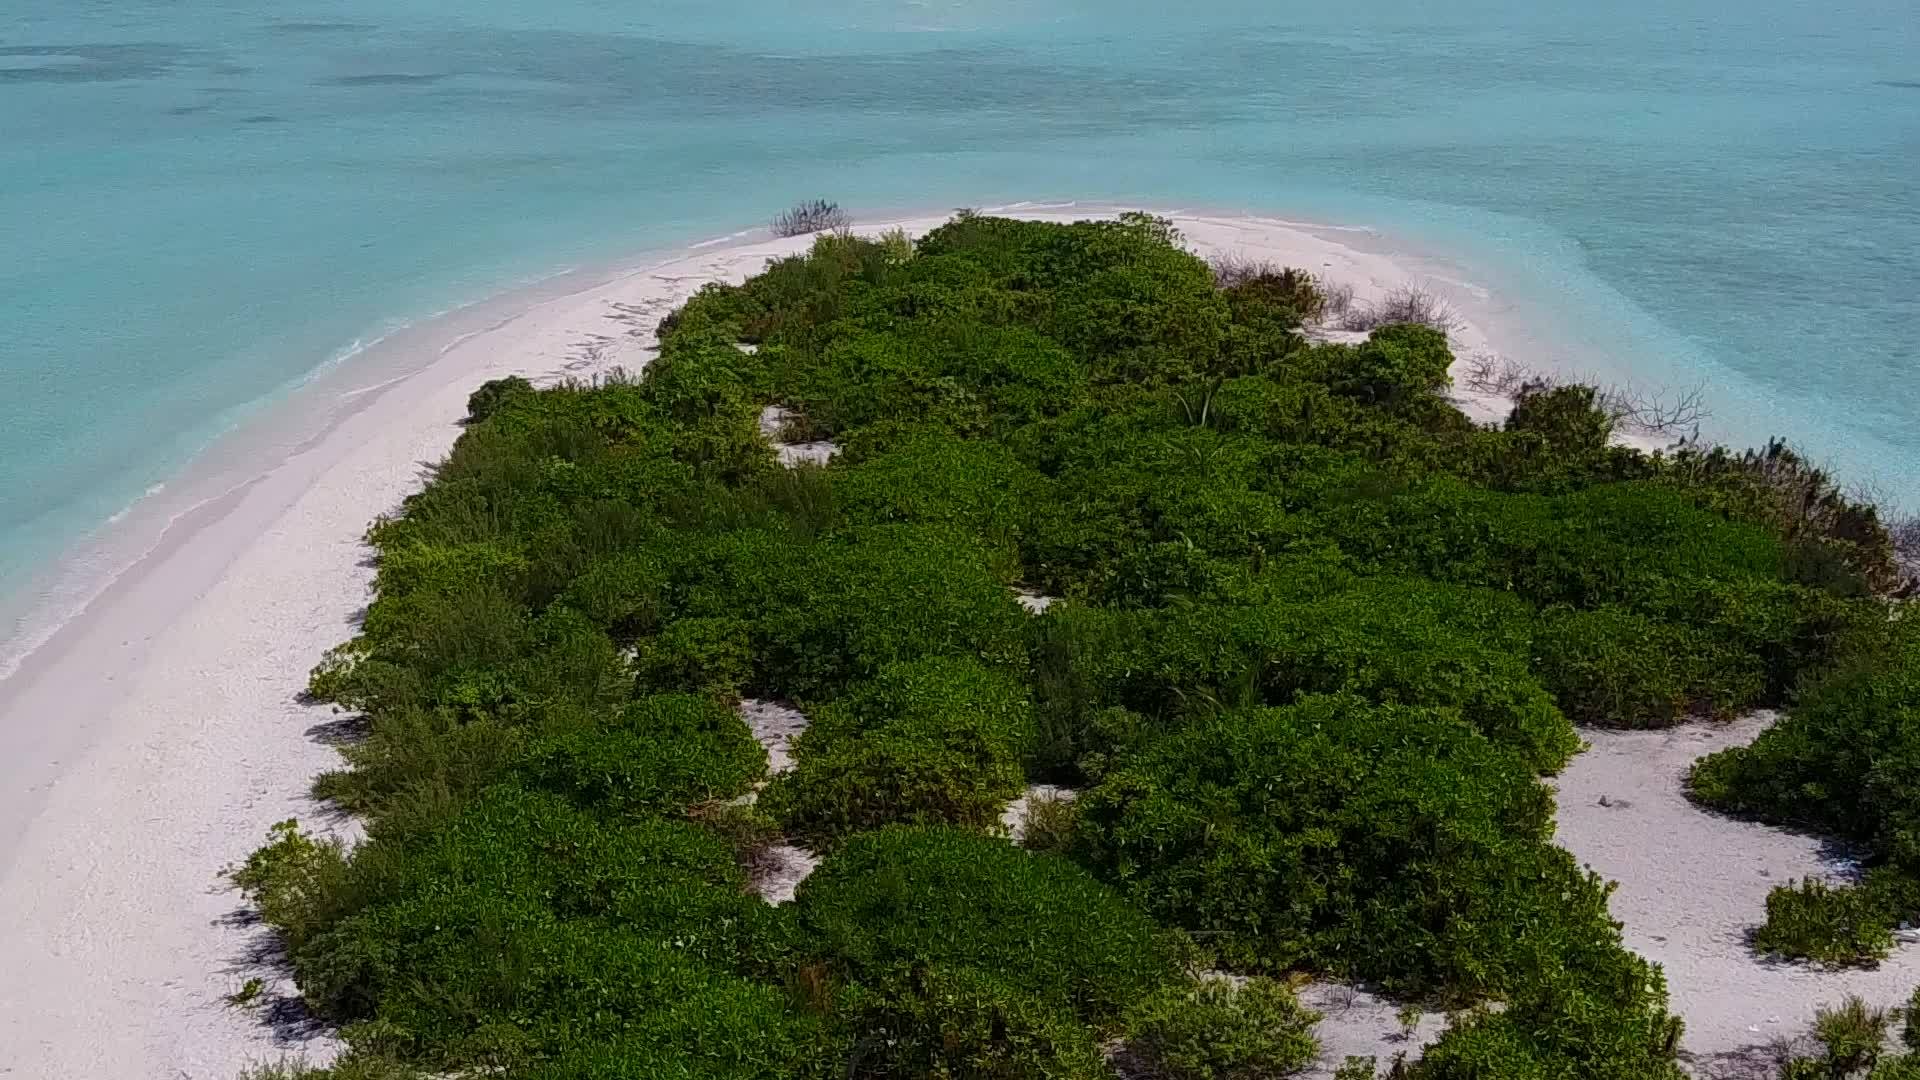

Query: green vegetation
1122 977 1321 1080
241 213 1908 1078
1020 789 1079 853
1748 877 1899 967
761 657 1033 845
1764 991 1920 1079
1075 695 1583 997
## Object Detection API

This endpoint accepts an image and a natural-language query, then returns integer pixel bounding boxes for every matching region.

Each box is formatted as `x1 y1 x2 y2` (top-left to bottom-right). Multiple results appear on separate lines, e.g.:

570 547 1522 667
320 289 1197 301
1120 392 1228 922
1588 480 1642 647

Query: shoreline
0 206 1797 1075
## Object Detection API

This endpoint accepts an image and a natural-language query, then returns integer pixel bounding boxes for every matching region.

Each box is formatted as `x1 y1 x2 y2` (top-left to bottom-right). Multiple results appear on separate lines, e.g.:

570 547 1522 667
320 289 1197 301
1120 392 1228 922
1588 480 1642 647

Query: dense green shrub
1684 624 1920 961
829 433 1049 574
1123 977 1321 1080
633 615 757 695
762 657 1033 844
1749 877 1896 967
1662 438 1902 595
1533 605 1756 727
1073 695 1585 997
1037 580 1577 774
762 726 1025 845
1020 791 1080 854
465 375 534 423
1690 627 1920 849
830 966 1111 1080
800 653 1036 749
1307 323 1453 408
555 551 667 640
794 826 1177 1024
1505 382 1614 456
1313 479 1787 611
1410 978 1686 1080
233 793 811 1076
758 524 1028 697
1745 986 1920 1079
1331 1058 1381 1080
515 694 766 815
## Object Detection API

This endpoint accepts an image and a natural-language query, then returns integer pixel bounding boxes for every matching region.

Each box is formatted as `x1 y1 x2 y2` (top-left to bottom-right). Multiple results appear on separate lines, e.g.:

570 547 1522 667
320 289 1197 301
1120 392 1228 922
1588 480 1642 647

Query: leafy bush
829 433 1050 572
278 788 794 1047
1815 995 1894 1075
763 726 1025 845
1410 981 1685 1080
1123 977 1322 1080
232 819 352 955
515 694 767 815
1749 877 1896 967
1073 695 1584 997
1315 323 1455 407
794 826 1177 1023
1038 579 1578 774
1506 382 1615 457
1688 625 1920 886
634 615 757 696
831 966 1111 1080
1332 1058 1381 1080
1663 437 1902 594
758 524 1028 697
1020 790 1079 854
763 656 1034 844
1533 605 1757 727
464 375 536 424
1223 268 1325 326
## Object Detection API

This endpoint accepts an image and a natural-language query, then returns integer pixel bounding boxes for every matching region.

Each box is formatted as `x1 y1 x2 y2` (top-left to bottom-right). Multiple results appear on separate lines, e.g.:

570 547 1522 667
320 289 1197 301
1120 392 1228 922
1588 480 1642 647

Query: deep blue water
2 0 1916 609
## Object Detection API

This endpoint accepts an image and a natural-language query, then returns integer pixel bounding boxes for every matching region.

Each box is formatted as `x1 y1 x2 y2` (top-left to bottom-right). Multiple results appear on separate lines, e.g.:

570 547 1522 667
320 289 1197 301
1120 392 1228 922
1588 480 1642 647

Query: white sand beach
0 205 1849 1077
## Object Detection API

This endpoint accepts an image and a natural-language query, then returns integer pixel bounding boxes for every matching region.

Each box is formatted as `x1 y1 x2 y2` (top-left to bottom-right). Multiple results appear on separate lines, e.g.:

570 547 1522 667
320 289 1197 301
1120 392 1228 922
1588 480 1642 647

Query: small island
231 213 1920 1080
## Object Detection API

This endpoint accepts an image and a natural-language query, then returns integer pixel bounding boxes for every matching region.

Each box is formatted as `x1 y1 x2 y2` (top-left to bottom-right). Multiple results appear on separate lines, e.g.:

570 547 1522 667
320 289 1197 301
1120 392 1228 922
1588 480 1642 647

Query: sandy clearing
1297 981 1451 1079
756 404 839 467
1552 714 1920 1065
738 697 809 777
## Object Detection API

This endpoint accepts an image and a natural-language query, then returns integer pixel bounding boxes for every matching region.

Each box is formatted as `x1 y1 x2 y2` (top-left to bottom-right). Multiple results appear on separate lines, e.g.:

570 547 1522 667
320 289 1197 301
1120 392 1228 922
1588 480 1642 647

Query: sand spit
0 204 1708 1076
1552 714 1920 1065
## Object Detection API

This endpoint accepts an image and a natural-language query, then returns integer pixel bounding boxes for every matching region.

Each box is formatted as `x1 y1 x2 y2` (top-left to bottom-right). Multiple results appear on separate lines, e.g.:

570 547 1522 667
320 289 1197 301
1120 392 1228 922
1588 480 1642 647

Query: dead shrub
1339 284 1462 334
771 199 851 238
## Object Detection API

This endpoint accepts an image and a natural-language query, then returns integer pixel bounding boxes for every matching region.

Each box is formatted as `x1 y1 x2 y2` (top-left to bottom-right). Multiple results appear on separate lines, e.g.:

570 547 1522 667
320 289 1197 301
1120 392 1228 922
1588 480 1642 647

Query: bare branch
1459 353 1712 439
1459 353 1540 398
1610 381 1713 437
1207 253 1280 288
771 199 851 238
1336 284 1463 334
1319 281 1356 323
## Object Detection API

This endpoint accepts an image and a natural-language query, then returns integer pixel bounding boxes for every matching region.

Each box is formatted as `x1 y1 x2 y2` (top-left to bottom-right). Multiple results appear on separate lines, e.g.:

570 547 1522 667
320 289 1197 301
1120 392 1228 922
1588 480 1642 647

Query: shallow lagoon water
2 0 1915 647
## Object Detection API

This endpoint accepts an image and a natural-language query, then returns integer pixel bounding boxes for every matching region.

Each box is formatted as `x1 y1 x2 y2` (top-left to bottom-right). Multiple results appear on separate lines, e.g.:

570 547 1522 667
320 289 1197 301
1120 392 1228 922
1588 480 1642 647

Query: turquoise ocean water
2 0 1916 632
